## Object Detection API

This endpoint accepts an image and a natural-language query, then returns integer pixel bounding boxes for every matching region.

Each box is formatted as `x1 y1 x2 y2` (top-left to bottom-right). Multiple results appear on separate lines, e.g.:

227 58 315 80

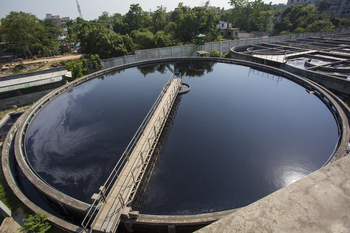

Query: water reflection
174 61 215 77
24 62 339 214
248 68 283 86
137 63 173 77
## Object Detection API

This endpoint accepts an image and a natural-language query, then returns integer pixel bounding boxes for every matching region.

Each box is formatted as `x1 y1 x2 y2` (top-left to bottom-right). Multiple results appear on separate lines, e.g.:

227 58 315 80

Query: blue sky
0 0 287 21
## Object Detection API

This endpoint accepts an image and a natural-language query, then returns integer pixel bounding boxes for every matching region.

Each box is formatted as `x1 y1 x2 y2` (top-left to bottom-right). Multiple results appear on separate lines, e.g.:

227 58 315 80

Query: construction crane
76 0 83 19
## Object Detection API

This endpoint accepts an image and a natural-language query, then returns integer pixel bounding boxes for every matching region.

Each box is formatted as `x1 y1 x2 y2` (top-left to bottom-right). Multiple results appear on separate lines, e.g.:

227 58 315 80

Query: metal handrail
107 80 180 232
81 74 179 232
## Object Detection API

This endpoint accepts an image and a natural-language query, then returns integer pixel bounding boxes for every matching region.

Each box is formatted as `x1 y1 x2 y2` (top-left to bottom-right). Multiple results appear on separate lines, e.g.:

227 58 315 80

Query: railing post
140 152 144 163
131 170 135 183
119 194 125 206
153 125 157 137
99 186 107 202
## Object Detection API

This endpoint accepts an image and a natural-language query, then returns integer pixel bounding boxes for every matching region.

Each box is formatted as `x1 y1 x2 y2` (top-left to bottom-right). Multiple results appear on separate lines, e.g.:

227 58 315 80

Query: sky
0 0 287 21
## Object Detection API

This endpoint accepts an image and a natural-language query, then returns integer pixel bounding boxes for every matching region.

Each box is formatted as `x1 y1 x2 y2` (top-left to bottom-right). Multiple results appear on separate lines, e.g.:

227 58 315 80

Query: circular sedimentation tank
2 58 349 232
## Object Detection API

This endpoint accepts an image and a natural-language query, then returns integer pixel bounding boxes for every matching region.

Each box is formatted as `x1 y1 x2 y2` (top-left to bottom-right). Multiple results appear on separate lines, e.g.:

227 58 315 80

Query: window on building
222 23 224 27
235 32 237 36
228 32 231 36
221 32 224 36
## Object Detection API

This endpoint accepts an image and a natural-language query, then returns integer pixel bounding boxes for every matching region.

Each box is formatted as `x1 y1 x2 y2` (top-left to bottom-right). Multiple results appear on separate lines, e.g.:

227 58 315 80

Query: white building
217 21 232 29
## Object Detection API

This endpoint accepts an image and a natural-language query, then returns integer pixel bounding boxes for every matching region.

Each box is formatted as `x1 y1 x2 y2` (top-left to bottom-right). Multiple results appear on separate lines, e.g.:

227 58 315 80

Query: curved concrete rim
3 57 349 232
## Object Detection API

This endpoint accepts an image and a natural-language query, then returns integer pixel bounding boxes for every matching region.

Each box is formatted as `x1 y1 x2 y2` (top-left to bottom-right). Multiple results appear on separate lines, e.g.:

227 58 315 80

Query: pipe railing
81 74 180 232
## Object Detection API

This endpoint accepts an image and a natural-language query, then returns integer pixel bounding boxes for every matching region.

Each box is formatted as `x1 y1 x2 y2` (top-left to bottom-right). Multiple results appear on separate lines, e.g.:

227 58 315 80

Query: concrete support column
123 56 127 64
168 225 176 233
159 48 161 58
125 222 133 232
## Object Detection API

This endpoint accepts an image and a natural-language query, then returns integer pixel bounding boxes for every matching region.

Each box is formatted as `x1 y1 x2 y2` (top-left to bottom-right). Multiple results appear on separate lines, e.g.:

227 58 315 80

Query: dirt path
22 54 83 65
1 54 83 76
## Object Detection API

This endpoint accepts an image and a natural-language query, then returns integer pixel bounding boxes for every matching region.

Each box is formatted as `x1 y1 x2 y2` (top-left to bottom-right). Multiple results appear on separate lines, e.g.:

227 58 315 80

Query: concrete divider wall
0 67 66 82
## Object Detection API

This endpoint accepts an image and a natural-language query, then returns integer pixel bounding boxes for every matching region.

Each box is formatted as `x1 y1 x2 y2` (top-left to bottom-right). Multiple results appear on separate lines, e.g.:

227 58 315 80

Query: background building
46 13 62 25
60 17 71 25
217 21 239 40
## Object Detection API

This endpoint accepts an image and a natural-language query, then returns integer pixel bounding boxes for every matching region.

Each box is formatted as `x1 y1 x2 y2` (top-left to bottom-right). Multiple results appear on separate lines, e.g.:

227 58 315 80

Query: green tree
154 31 172 47
152 6 167 32
131 29 155 49
123 4 151 34
229 0 273 32
176 7 220 43
274 4 335 35
0 11 59 58
98 11 112 26
19 212 51 233
318 0 331 13
65 55 103 81
65 59 84 81
78 21 134 58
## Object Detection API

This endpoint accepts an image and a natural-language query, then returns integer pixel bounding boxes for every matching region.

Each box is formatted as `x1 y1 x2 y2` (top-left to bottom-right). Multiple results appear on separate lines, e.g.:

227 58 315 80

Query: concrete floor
197 152 350 233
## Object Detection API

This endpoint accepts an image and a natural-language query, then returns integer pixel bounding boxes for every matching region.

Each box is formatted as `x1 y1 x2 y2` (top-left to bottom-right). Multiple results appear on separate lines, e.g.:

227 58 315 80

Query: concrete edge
1 113 84 232
195 149 350 233
123 209 238 226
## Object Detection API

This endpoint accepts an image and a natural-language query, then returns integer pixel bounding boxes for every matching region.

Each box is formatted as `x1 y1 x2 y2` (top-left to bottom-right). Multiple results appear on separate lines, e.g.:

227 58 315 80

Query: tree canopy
273 4 341 35
2 2 349 60
0 11 61 58
78 21 135 58
227 0 274 32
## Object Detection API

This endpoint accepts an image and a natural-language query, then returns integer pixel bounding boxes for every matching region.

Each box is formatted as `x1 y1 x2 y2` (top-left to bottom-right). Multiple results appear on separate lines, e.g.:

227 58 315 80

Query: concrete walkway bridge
82 74 183 233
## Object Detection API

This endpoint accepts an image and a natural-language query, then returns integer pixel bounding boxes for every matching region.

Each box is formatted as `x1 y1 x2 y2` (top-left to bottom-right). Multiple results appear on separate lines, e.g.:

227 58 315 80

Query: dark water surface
25 62 339 215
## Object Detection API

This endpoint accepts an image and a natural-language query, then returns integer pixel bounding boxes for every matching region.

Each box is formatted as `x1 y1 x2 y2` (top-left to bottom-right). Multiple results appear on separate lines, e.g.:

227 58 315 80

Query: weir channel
82 74 182 232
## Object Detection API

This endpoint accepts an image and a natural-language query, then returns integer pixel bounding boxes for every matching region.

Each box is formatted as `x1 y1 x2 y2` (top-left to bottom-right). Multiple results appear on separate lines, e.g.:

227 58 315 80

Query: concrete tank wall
3 57 349 232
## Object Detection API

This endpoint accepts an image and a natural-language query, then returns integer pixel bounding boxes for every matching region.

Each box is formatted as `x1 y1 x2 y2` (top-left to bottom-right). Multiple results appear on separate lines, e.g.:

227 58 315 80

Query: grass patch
26 64 45 73
0 146 26 211
0 105 31 120
0 105 32 211
343 97 350 108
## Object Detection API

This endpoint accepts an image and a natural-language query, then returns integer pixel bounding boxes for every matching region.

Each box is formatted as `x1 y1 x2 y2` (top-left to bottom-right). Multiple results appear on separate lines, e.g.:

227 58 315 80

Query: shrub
19 211 51 233
223 52 231 58
209 50 221 57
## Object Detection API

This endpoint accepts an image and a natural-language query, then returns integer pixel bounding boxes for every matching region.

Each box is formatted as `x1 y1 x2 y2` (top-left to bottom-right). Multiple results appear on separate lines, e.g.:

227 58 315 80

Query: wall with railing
102 28 350 69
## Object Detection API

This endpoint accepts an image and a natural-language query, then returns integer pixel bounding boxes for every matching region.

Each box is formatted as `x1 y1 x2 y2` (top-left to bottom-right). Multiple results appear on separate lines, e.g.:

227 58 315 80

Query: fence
102 28 350 69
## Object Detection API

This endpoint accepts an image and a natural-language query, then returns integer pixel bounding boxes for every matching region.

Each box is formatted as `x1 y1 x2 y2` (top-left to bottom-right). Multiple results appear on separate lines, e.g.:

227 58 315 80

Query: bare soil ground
0 54 82 77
